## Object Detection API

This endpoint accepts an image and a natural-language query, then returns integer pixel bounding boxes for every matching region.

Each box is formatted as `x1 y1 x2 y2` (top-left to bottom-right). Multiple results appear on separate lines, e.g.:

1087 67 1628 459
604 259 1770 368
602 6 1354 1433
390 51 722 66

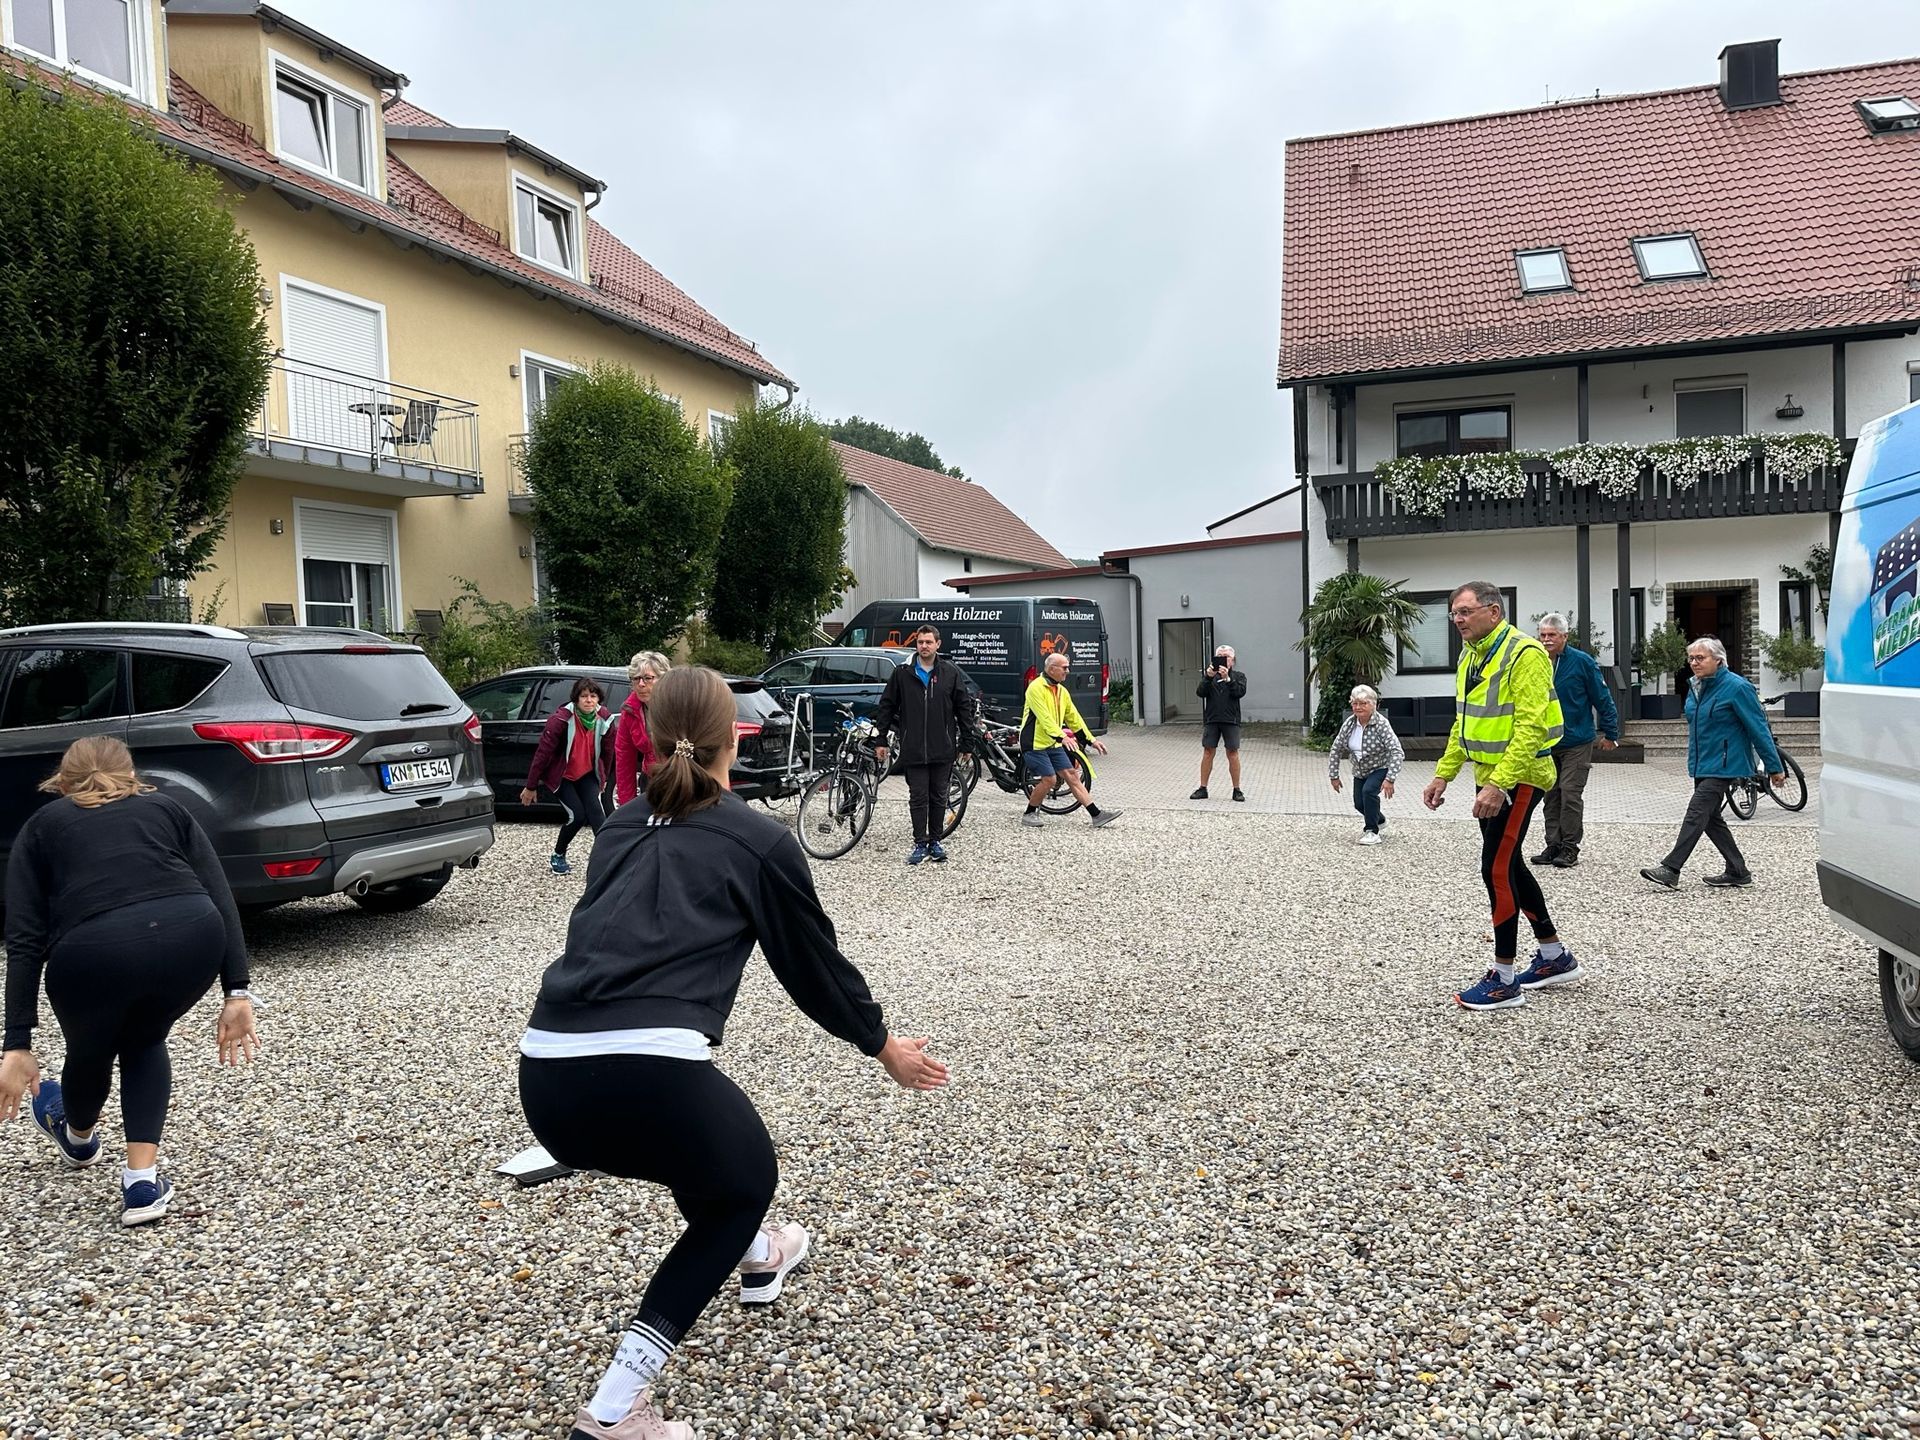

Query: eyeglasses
1687 654 1714 663
1448 604 1491 620
635 672 659 683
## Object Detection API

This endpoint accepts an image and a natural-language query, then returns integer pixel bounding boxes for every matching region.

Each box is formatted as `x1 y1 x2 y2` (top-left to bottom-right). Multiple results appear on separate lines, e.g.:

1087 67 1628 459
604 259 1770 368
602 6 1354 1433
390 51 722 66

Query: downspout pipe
1293 385 1312 730
1114 564 1146 727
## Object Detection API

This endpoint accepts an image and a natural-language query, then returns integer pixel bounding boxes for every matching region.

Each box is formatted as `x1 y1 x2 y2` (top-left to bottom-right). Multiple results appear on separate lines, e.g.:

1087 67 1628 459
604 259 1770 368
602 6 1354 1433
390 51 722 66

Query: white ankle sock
1538 941 1565 961
65 1124 93 1145
588 1322 675 1425
741 1228 772 1266
123 1164 157 1187
1495 962 1517 984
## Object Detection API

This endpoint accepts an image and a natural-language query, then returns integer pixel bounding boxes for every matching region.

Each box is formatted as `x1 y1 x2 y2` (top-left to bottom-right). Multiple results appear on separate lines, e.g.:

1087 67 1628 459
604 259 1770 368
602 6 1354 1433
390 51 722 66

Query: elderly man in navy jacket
1531 614 1620 868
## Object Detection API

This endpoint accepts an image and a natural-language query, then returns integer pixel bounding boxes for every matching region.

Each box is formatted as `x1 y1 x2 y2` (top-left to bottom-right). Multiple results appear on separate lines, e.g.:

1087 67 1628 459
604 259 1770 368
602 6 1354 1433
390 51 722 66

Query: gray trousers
1662 777 1747 875
1542 742 1594 851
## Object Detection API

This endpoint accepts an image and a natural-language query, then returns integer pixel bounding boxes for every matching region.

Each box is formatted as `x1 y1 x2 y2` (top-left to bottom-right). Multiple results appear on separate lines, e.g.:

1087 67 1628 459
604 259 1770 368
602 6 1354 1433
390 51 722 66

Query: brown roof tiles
830 442 1071 569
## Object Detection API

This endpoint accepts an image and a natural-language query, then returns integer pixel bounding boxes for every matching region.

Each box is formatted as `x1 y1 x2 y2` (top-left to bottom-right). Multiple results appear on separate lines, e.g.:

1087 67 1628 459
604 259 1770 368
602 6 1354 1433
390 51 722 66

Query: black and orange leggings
1478 783 1557 961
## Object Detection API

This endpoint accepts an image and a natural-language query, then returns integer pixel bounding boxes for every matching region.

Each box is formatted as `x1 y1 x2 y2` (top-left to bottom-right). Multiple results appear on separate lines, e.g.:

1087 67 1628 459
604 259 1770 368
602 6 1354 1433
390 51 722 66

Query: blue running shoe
549 853 571 875
1454 969 1528 1011
30 1080 101 1169
1518 947 1582 990
907 843 929 866
927 841 948 863
121 1176 173 1227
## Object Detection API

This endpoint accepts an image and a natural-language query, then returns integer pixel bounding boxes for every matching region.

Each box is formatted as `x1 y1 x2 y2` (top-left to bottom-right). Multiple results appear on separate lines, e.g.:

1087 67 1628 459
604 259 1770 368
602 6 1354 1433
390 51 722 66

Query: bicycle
793 704 889 860
1721 694 1808 820
939 717 1095 837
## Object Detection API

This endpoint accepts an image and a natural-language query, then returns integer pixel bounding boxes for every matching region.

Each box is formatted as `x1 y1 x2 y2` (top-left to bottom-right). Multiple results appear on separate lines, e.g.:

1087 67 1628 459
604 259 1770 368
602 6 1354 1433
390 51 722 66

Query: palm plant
1295 572 1427 686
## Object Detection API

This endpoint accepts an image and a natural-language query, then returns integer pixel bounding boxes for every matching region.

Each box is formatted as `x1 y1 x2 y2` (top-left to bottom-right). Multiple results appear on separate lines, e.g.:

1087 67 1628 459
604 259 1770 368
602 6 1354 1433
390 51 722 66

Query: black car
459 665 799 810
758 646 904 724
0 622 492 914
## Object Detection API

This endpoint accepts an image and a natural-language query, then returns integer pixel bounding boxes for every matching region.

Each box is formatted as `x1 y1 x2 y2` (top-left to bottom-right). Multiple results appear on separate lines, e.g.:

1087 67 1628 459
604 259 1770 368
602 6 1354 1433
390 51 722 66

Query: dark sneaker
1518 947 1582 989
1530 845 1560 865
1189 786 1208 800
30 1080 101 1169
907 843 928 866
549 853 571 875
1231 789 1246 802
121 1176 173 1227
1702 870 1753 888
1640 865 1680 889
1550 848 1580 869
1090 808 1123 828
927 841 948 863
1454 969 1528 1011
739 1221 810 1306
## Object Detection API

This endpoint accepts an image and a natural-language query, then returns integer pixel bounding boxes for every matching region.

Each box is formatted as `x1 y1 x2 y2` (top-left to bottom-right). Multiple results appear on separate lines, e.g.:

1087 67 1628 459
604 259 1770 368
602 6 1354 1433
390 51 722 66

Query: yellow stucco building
2 0 790 633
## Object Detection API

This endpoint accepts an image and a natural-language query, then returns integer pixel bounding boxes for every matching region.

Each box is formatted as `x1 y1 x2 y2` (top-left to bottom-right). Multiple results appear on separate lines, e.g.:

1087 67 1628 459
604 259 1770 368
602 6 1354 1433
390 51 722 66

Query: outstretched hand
0 1049 41 1123
878 1034 949 1091
217 998 261 1067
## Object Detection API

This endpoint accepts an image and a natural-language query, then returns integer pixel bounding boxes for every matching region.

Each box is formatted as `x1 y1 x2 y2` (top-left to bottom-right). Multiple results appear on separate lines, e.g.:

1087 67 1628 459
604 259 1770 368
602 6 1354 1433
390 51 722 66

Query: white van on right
1819 396 1920 1061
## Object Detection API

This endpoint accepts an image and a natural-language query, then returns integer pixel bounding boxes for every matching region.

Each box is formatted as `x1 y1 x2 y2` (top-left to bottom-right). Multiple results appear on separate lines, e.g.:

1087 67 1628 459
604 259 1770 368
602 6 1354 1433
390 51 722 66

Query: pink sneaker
568 1388 697 1440
738 1220 811 1306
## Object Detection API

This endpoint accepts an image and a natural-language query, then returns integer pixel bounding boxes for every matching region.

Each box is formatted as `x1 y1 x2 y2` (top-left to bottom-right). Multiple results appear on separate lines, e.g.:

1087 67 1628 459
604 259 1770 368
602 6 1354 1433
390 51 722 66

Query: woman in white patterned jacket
1328 684 1405 846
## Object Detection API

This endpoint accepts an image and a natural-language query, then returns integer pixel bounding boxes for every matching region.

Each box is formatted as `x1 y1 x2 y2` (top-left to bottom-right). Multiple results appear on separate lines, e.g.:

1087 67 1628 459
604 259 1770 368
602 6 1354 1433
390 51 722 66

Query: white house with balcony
1272 40 1920 727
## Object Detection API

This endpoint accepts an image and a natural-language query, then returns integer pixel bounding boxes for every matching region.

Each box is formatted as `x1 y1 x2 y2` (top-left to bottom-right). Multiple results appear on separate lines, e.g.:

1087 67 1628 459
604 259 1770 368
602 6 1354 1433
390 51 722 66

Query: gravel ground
3 784 1917 1440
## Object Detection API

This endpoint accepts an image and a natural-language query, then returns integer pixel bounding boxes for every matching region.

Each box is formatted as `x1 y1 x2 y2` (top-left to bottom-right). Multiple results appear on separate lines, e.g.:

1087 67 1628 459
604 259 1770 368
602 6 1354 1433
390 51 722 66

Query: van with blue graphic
1819 395 1920 1060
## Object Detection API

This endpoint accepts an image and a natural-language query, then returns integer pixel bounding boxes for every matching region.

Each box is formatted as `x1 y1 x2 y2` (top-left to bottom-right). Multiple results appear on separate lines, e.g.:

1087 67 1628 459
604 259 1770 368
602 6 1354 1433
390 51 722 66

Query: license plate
380 756 453 791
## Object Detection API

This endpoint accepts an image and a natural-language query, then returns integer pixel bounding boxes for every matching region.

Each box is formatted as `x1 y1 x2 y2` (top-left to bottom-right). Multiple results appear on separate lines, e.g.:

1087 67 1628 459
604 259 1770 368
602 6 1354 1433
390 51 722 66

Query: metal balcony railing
506 433 533 512
256 356 482 480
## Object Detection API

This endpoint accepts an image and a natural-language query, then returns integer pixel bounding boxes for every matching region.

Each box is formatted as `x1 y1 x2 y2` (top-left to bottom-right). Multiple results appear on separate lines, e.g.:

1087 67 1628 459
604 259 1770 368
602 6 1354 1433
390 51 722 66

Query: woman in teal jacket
1641 635 1784 889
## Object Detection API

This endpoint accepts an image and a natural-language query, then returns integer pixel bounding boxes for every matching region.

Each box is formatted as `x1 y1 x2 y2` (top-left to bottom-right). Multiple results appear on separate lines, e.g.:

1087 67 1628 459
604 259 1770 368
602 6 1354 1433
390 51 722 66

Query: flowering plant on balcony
1547 442 1644 499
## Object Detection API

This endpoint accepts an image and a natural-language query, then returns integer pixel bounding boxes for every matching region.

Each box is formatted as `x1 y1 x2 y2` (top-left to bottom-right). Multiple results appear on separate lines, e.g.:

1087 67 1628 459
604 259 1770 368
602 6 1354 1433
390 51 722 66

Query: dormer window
1515 248 1572 294
7 0 147 100
1631 232 1708 281
514 177 582 278
272 62 371 192
1858 96 1920 133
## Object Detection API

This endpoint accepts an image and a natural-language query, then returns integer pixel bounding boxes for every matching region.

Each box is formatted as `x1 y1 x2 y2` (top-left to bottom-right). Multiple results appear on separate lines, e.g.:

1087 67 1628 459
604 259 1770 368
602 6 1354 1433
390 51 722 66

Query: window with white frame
297 504 396 631
8 0 143 97
272 62 371 191
514 179 581 276
708 411 734 449
521 355 581 429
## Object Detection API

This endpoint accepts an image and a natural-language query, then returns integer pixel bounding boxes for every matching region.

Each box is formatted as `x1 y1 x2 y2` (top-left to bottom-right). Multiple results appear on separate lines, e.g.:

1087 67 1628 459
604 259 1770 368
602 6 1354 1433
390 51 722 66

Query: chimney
1718 39 1781 111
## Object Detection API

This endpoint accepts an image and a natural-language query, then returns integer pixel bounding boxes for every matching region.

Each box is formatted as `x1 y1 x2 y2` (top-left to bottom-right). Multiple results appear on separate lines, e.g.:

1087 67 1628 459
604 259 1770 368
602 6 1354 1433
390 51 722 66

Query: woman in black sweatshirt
519 666 949 1440
0 737 260 1227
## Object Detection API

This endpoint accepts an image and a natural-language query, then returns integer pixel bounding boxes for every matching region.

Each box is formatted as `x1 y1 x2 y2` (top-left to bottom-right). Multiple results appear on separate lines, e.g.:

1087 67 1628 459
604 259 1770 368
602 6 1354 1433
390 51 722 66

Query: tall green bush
421 579 551 688
0 81 272 624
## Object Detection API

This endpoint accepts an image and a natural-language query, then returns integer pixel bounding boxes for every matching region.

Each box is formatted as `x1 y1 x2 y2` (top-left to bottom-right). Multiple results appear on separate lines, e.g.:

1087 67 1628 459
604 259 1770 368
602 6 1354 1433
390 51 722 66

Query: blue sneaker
549 853 571 875
1454 968 1528 1011
30 1080 102 1169
121 1176 173 1227
1518 947 1582 989
927 841 948 864
907 843 929 866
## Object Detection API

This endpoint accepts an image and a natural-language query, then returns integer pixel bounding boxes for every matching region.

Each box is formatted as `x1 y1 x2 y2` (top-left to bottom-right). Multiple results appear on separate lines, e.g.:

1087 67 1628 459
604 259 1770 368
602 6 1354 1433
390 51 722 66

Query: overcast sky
305 0 1915 557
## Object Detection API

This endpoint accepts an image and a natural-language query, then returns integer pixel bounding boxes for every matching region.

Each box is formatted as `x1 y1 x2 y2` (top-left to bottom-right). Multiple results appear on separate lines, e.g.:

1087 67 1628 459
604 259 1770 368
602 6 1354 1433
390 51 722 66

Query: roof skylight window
1858 96 1920 133
1516 248 1572 293
1631 233 1708 281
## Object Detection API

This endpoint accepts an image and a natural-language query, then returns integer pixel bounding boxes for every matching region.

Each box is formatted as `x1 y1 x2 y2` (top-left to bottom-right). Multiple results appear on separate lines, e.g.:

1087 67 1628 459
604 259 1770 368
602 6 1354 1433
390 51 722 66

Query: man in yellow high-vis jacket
1421 580 1584 1010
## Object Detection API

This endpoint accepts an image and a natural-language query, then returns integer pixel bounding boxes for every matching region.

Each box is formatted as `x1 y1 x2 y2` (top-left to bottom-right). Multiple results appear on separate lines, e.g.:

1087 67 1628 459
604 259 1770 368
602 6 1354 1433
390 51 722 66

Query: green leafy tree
1780 544 1833 621
710 401 852 655
0 81 271 625
1297 573 1424 739
1638 621 1693 694
1756 628 1826 690
825 415 966 479
682 618 771 677
525 362 731 661
421 579 552 688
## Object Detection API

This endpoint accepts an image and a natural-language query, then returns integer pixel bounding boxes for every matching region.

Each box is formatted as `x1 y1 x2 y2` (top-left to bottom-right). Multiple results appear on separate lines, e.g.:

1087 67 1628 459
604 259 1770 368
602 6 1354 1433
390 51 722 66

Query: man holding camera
874 625 978 866
1190 644 1246 802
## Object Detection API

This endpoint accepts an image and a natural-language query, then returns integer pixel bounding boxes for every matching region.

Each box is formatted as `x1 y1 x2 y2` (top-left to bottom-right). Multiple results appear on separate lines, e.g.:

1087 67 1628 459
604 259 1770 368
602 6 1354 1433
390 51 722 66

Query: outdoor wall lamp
1180 594 1190 608
270 518 284 535
508 363 520 379
257 286 273 310
1649 583 1665 605
1776 393 1805 419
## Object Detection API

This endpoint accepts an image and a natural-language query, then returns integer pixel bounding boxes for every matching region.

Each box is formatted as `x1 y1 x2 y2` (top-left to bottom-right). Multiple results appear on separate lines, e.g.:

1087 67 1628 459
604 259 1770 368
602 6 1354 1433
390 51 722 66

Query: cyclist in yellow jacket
1421 580 1583 1009
1019 650 1121 829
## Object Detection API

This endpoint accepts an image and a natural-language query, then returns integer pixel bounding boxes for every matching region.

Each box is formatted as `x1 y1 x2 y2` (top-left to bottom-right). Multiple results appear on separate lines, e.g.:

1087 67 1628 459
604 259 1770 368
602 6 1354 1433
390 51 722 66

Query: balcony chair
384 398 442 465
261 602 296 626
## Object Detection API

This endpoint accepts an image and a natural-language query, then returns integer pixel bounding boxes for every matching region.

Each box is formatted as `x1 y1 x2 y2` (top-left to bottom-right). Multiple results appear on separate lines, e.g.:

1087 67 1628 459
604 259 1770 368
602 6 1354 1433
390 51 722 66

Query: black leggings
45 894 222 1144
551 774 605 856
519 1054 776 1341
1477 783 1557 962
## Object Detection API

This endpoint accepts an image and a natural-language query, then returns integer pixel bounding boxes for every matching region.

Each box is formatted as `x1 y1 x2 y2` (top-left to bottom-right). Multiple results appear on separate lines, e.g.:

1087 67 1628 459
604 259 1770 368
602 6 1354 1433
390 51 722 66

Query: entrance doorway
1676 588 1745 688
1158 617 1213 721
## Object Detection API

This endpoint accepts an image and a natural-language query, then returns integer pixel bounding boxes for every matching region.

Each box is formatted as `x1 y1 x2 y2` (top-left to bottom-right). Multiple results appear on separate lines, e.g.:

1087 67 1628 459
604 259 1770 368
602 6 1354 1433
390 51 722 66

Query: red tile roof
830 442 1072 569
14 58 792 386
1278 58 1920 384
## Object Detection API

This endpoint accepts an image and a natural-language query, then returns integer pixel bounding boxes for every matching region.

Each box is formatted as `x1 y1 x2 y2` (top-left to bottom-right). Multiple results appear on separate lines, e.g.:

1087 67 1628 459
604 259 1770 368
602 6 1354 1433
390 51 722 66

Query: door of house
1679 588 1745 685
1157 617 1213 721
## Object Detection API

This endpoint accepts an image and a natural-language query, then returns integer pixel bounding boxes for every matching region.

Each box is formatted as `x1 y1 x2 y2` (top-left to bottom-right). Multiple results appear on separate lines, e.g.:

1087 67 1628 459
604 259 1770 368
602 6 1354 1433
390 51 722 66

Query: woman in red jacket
613 650 669 808
520 677 617 874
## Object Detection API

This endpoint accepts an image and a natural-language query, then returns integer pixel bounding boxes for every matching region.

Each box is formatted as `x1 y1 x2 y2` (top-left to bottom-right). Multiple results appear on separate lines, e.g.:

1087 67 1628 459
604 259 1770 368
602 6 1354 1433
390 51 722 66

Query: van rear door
1038 601 1109 733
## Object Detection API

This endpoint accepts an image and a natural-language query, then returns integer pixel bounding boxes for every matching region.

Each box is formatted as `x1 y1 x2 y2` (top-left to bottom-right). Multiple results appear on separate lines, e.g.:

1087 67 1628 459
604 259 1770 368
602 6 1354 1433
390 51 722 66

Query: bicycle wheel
1038 753 1092 815
1767 749 1808 811
1724 779 1759 821
939 759 970 839
956 750 983 797
796 771 873 860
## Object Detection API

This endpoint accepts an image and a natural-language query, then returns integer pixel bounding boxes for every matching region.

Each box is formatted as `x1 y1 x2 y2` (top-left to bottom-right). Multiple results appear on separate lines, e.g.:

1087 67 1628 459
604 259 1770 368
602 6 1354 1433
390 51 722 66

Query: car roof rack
0 621 250 640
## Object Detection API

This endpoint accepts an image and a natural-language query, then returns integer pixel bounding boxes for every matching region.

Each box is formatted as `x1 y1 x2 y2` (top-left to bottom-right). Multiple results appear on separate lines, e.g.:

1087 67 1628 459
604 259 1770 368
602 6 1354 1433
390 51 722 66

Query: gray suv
0 623 492 914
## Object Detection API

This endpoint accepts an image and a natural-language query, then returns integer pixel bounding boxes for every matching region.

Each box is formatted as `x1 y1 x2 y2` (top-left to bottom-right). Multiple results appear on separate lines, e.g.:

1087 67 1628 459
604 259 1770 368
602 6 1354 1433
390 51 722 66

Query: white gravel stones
2 783 1916 1438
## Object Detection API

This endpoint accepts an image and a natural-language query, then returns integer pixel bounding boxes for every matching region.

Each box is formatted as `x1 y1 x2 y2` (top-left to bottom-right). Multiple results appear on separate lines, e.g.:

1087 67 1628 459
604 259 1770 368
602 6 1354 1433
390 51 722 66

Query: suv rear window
731 683 784 721
258 650 460 721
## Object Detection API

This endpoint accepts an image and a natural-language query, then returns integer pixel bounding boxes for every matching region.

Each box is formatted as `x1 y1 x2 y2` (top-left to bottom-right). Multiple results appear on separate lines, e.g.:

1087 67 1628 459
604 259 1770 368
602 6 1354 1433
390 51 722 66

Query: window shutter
284 286 382 376
299 507 392 567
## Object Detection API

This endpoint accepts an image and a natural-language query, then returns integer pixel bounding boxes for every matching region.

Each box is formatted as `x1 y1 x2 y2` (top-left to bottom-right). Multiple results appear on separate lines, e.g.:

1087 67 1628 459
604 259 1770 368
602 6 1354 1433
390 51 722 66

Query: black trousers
1662 777 1747 876
551 773 605 856
520 1054 776 1342
904 762 947 845
45 894 222 1143
1477 784 1557 961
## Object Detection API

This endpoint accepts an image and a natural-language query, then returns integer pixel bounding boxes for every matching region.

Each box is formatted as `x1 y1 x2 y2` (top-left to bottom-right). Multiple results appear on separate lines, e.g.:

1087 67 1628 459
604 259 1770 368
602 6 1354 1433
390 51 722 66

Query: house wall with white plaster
916 548 1033 597
1209 490 1303 539
1124 540 1305 726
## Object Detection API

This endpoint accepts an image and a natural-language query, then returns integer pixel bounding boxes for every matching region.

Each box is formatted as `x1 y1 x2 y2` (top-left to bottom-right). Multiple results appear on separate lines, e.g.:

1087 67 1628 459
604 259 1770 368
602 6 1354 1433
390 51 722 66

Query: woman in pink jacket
613 650 669 808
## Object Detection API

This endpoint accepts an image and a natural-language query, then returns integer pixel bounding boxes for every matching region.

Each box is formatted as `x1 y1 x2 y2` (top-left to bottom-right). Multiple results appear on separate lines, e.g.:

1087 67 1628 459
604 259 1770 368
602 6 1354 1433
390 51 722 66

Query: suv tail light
194 721 353 762
464 713 483 745
735 721 764 739
263 857 325 879
1101 663 1111 702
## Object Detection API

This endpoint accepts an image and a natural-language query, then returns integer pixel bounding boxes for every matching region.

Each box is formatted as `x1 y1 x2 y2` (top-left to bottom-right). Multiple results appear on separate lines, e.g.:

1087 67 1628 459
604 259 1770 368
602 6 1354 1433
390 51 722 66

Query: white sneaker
1358 831 1382 846
739 1221 810 1305
1020 812 1044 828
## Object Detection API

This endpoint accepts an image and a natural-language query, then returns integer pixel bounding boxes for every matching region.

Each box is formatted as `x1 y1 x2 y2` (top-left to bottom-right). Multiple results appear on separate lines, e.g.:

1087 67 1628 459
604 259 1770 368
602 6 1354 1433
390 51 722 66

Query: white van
1819 397 1920 1060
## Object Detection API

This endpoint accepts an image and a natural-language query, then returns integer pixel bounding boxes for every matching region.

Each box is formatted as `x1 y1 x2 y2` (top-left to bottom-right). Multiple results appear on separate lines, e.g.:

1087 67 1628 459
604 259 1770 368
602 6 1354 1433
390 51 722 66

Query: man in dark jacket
1190 645 1247 802
1531 614 1620 868
874 626 980 866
